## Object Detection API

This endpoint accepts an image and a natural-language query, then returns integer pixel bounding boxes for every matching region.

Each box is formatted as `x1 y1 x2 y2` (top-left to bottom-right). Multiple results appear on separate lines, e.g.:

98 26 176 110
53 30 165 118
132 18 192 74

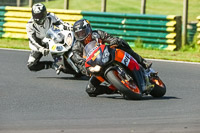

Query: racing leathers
71 30 149 96
26 12 71 71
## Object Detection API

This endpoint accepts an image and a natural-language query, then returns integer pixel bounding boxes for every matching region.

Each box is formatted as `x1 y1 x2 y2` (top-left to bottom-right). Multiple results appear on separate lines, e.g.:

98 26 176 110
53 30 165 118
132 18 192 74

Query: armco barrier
0 6 182 50
82 11 181 50
197 16 200 45
0 6 82 39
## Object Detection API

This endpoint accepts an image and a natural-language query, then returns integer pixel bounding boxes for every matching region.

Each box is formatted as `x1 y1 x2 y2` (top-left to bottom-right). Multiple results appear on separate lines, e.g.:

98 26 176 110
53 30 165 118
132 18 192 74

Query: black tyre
150 77 166 97
106 70 142 100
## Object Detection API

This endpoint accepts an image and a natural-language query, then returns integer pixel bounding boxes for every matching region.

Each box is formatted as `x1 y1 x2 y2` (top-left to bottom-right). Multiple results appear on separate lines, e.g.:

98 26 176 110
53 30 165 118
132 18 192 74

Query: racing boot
52 63 63 75
55 65 64 75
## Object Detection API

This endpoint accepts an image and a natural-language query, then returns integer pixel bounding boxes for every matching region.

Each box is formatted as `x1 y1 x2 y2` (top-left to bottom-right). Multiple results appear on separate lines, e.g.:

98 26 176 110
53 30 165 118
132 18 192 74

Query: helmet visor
33 12 47 25
34 18 46 25
74 27 91 41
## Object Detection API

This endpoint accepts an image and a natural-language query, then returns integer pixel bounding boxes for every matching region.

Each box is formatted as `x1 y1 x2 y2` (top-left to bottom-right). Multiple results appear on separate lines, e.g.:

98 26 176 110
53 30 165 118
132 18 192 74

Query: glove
110 37 120 46
42 41 49 48
39 47 49 56
63 23 73 31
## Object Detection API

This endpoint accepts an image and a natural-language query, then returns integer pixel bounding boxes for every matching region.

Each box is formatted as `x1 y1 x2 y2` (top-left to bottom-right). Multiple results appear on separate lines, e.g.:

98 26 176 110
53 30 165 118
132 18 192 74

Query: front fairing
85 41 113 68
44 26 75 55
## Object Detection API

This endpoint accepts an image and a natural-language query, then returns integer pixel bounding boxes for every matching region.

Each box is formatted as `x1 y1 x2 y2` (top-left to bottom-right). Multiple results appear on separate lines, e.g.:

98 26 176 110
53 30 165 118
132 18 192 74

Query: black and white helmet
32 3 47 25
73 19 92 41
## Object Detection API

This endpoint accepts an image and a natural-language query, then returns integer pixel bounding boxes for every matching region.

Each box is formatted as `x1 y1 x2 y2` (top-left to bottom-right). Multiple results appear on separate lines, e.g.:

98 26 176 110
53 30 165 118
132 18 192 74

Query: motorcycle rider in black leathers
72 19 152 97
26 3 72 72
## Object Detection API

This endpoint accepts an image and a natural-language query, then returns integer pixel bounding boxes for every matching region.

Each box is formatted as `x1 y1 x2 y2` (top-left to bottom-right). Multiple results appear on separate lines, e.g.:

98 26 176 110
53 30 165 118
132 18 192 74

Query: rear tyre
106 70 142 100
150 77 166 97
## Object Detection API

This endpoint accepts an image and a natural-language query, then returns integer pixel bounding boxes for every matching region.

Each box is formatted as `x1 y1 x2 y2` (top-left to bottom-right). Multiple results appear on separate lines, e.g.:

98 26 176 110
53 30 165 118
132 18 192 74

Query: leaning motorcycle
42 25 81 76
84 40 166 100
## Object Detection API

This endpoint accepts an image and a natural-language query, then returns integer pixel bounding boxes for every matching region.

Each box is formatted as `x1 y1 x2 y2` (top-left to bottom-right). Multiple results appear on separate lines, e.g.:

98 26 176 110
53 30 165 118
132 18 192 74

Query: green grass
0 38 200 62
135 47 200 63
40 0 200 21
0 38 30 50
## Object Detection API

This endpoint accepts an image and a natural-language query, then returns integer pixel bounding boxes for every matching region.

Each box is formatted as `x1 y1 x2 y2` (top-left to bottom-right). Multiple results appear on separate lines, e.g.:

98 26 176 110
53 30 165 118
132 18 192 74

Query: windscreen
84 40 98 58
46 26 64 43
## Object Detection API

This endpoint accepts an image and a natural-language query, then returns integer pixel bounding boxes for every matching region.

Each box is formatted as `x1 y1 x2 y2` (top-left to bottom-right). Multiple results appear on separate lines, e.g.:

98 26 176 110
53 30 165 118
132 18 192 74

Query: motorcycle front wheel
106 69 142 100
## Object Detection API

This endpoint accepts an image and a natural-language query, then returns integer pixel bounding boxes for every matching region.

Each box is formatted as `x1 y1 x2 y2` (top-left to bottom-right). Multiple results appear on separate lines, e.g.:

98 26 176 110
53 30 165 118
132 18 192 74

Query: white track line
1 48 200 65
0 48 30 52
148 58 200 65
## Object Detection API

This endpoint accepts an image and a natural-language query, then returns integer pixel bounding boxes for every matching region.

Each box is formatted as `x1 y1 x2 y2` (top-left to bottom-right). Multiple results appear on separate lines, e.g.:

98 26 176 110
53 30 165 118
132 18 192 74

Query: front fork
104 65 135 89
52 55 63 70
115 66 133 82
65 52 80 73
107 65 147 94
52 52 80 74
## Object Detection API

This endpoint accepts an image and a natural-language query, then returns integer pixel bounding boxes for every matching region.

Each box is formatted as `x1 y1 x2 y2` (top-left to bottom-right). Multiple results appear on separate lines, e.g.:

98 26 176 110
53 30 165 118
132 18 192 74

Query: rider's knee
27 62 37 71
86 82 96 93
85 81 99 97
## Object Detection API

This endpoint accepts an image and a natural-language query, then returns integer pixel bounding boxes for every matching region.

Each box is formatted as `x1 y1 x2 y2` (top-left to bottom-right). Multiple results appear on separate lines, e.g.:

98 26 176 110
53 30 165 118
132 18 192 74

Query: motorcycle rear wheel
150 77 166 97
106 69 142 100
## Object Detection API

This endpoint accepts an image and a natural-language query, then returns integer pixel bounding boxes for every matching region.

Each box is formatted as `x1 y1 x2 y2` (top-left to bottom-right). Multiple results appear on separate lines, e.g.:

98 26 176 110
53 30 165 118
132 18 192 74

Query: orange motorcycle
85 40 166 100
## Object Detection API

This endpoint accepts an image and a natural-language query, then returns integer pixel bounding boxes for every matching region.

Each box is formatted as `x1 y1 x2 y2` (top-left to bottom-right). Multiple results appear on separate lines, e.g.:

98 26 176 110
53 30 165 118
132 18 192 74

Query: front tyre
105 70 142 100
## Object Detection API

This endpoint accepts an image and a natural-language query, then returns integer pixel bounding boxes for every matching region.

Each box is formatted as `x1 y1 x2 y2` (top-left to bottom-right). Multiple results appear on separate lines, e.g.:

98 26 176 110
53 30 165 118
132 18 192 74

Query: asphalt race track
0 49 200 133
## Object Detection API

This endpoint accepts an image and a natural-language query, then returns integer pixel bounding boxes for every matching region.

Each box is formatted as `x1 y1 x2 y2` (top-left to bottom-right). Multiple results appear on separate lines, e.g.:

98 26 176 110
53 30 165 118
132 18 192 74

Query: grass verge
0 38 200 63
0 38 30 50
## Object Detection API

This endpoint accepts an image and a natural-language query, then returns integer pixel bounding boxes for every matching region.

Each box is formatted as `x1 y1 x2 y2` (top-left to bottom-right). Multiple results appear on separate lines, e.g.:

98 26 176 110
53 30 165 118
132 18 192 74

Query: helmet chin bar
84 33 92 45
34 17 46 25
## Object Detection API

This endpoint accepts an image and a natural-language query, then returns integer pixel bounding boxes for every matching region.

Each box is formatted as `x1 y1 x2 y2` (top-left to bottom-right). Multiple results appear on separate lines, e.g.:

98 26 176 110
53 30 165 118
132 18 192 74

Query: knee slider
86 82 96 94
27 62 37 71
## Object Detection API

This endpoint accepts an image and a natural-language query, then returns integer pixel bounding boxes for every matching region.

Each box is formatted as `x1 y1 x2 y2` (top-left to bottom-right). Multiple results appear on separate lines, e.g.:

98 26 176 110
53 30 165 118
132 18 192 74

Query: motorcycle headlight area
102 47 110 63
88 65 101 73
53 32 65 43
64 33 73 46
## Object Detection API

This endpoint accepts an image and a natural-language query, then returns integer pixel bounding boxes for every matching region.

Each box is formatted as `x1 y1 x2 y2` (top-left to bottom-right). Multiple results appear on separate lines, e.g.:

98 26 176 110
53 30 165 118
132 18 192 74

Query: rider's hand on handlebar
39 47 49 56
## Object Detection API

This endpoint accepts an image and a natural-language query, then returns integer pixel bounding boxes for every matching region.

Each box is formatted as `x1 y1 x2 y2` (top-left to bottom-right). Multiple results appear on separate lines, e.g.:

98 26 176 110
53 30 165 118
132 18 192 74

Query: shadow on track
97 95 180 101
142 96 181 100
37 76 90 81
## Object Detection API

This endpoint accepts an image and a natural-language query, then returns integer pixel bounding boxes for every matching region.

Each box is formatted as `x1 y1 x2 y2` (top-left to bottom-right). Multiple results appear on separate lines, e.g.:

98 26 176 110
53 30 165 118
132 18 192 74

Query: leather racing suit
26 12 69 71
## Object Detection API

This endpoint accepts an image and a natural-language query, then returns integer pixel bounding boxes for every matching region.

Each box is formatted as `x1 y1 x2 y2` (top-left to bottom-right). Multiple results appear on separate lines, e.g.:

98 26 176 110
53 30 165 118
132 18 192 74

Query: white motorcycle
43 25 81 76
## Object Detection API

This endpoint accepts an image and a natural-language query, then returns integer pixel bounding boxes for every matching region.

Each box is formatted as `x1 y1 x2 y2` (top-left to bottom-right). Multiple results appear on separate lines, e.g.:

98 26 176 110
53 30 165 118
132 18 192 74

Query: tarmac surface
0 49 200 133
